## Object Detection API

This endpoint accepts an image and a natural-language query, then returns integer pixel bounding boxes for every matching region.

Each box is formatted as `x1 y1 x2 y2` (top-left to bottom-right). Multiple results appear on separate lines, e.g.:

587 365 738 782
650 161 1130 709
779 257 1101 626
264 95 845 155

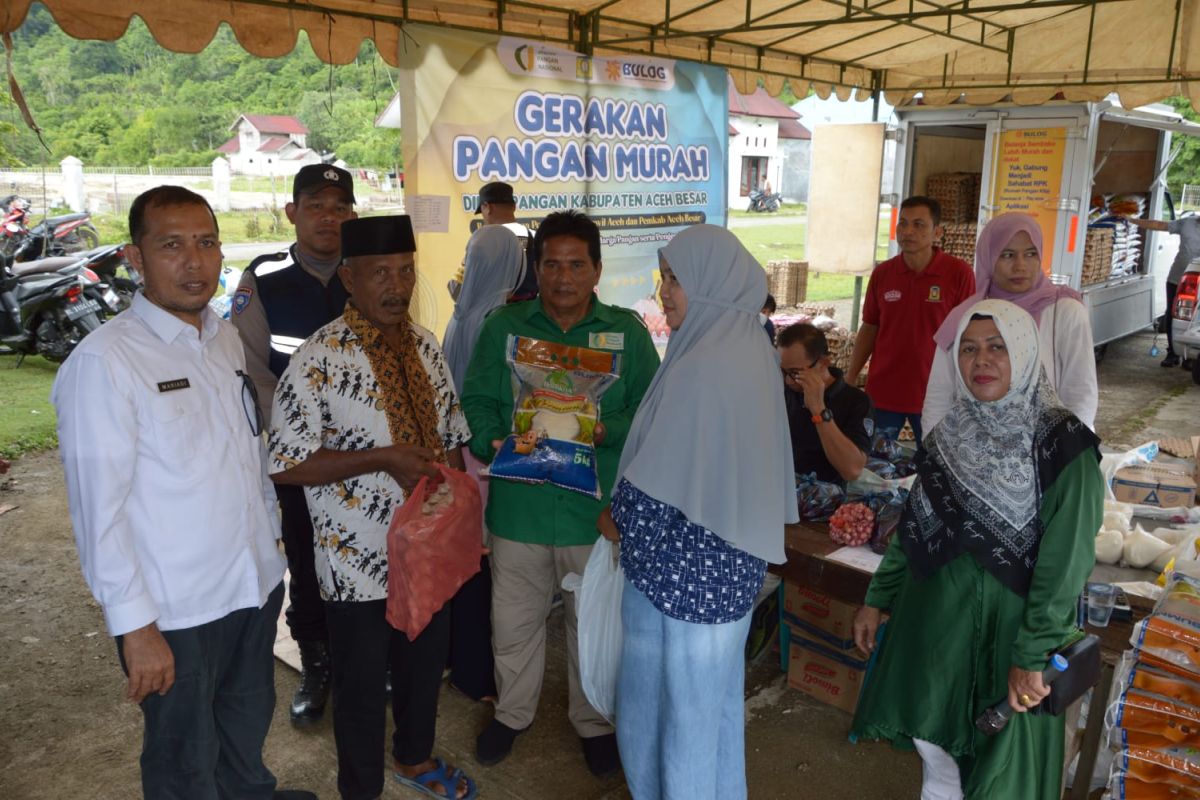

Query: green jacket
462 297 660 546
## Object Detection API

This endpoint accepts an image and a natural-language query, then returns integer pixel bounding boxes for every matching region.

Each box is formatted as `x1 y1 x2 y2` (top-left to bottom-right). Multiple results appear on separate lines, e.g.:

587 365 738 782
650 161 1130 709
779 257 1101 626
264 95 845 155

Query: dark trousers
1167 280 1179 355
325 598 451 800
118 582 284 800
448 554 497 700
277 483 327 643
874 408 923 449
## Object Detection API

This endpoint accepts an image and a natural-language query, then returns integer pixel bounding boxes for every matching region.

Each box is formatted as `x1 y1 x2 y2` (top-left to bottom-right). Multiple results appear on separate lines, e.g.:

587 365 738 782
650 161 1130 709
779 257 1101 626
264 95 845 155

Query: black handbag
1034 634 1102 716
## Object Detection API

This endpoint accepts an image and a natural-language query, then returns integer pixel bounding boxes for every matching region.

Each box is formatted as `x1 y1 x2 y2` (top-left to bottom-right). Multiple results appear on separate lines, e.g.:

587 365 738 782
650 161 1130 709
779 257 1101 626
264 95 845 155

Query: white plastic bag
1099 442 1158 501
562 538 623 722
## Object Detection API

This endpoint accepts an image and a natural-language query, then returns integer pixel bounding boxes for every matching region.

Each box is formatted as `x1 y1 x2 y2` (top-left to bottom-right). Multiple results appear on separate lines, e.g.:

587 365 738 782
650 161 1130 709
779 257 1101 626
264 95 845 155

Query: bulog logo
622 63 668 81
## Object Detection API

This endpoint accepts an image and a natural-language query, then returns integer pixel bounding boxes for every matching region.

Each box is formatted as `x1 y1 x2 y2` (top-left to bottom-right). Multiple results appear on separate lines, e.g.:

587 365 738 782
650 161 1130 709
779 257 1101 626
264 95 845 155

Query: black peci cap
340 216 416 259
293 164 356 204
474 181 516 213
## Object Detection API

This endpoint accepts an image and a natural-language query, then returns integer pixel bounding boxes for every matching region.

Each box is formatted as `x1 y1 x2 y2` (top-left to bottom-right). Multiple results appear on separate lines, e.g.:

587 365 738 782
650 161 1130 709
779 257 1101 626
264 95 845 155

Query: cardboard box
782 581 857 649
1112 463 1196 508
786 635 868 714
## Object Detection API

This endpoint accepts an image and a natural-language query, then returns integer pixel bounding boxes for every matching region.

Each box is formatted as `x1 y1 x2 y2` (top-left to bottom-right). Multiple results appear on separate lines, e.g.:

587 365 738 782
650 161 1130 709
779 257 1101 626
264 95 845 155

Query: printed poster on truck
397 25 729 340
990 127 1067 273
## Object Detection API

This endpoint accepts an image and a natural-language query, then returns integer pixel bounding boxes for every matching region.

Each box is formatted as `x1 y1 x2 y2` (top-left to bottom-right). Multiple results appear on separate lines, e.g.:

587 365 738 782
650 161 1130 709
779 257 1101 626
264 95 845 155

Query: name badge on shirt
884 289 902 303
589 332 624 350
927 285 942 303
157 378 191 393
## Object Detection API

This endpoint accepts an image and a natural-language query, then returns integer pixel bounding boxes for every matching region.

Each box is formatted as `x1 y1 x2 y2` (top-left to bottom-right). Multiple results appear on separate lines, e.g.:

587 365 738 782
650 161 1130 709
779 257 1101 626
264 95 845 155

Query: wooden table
774 520 1156 800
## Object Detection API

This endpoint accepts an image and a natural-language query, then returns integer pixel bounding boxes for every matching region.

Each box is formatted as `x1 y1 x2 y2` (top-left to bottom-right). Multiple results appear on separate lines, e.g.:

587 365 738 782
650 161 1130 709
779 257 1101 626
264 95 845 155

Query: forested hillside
0 5 400 169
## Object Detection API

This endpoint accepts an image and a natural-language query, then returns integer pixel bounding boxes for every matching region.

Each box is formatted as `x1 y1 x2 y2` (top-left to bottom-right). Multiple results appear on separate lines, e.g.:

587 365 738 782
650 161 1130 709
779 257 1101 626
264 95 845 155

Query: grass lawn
0 355 60 458
731 220 892 302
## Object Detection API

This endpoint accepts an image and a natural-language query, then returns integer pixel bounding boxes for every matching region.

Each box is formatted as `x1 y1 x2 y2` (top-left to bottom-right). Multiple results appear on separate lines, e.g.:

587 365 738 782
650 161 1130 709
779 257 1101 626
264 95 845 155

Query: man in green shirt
462 210 659 777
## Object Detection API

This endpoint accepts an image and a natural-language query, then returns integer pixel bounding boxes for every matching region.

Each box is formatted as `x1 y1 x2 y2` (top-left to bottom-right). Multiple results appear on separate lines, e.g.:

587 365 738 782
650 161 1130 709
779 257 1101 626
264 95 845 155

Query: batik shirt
268 317 471 602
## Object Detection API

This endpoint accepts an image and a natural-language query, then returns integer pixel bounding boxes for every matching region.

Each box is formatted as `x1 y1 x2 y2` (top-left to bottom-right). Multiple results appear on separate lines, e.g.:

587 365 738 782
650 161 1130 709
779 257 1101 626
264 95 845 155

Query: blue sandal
393 758 478 800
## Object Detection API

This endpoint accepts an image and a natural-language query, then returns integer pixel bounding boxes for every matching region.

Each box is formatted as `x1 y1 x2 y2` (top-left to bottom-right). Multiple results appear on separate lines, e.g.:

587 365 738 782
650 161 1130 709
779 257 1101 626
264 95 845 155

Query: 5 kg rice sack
488 335 620 499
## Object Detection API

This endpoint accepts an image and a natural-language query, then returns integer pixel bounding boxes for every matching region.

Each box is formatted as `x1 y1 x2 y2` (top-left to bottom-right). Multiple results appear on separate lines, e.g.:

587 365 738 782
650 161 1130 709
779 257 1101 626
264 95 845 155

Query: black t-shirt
785 368 873 485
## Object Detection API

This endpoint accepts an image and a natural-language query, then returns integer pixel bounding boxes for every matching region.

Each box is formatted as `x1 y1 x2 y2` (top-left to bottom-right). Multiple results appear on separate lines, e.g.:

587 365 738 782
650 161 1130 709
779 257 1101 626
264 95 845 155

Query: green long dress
850 451 1104 799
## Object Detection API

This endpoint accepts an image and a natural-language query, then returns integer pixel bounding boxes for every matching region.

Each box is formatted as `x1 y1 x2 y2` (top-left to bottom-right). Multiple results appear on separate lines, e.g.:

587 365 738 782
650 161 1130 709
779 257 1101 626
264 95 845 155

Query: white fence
0 158 402 215
1181 184 1200 213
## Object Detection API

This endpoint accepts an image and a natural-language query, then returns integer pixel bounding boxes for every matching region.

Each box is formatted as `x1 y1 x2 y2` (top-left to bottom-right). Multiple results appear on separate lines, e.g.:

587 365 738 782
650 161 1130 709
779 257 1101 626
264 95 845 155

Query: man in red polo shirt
845 196 974 445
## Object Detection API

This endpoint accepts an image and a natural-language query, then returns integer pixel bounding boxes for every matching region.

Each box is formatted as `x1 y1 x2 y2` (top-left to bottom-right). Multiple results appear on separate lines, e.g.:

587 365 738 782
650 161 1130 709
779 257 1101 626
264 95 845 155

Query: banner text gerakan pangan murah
453 92 710 184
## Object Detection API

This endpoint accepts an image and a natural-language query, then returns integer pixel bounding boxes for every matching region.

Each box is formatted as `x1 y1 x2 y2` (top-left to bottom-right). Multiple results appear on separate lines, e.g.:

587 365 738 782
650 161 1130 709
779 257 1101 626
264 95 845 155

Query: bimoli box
783 580 857 648
1112 464 1196 508
786 634 868 714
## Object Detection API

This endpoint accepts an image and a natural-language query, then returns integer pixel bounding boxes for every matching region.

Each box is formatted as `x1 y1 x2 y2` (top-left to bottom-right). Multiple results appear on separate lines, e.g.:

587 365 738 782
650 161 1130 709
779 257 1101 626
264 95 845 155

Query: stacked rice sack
1088 193 1148 282
1103 572 1200 798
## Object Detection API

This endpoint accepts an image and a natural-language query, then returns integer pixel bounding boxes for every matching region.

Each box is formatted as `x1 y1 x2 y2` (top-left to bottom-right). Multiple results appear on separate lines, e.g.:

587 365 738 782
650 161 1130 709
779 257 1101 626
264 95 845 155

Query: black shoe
476 718 525 766
272 791 318 800
581 732 621 778
1162 353 1182 368
290 640 331 726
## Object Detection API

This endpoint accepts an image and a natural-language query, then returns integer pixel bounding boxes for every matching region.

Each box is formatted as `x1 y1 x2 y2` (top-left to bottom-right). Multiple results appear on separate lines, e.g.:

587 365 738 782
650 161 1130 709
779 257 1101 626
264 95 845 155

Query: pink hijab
934 212 1083 350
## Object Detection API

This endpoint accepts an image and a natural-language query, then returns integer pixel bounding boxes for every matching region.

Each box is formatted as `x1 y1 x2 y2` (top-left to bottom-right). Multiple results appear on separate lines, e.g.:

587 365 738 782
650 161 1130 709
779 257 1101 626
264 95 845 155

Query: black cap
474 181 516 213
293 164 356 204
340 216 416 259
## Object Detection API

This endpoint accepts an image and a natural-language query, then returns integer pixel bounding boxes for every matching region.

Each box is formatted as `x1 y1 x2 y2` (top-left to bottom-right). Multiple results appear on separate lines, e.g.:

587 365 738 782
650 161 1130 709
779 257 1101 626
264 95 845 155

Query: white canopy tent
2 0 1199 110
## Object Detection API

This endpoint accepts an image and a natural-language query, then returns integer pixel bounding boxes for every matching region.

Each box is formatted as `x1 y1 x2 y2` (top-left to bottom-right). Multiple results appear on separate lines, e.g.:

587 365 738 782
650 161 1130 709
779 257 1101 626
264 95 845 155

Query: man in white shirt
1131 214 1200 368
52 186 313 800
448 181 537 303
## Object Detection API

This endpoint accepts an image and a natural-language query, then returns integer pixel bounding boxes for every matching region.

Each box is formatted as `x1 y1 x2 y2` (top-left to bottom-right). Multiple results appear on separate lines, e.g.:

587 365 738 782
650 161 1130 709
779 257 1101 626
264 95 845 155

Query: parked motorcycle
1 195 101 261
747 189 782 213
77 243 138 313
1 252 108 363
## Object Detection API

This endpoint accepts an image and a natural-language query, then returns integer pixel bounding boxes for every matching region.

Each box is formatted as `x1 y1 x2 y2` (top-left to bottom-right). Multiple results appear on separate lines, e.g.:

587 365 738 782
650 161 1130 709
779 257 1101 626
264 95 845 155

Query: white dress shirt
268 317 470 603
53 293 286 637
922 297 1099 432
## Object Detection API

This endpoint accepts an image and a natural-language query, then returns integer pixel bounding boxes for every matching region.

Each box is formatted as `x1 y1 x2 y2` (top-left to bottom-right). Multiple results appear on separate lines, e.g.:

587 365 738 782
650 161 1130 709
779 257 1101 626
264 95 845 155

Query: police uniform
233 243 347 722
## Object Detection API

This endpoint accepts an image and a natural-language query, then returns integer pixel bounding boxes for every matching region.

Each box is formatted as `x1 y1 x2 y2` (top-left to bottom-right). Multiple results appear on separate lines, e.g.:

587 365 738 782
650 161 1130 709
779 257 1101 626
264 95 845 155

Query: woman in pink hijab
922 213 1097 431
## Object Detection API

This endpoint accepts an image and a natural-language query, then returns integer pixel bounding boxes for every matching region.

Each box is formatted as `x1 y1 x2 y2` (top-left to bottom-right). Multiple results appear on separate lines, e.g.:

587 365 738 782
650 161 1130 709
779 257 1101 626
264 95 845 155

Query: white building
217 114 322 177
791 94 895 194
727 77 810 209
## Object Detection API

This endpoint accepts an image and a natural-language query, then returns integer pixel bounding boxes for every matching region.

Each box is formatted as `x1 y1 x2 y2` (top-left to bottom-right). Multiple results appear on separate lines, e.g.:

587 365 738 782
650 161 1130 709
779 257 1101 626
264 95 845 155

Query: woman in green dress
850 298 1103 799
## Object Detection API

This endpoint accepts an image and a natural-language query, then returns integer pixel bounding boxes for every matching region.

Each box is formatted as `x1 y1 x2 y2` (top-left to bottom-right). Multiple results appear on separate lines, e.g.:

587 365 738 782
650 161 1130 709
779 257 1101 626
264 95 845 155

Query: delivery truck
879 99 1200 356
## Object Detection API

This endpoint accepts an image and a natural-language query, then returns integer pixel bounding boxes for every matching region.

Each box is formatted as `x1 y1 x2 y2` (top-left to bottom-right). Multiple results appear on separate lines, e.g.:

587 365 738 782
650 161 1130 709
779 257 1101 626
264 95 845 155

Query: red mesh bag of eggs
829 503 875 546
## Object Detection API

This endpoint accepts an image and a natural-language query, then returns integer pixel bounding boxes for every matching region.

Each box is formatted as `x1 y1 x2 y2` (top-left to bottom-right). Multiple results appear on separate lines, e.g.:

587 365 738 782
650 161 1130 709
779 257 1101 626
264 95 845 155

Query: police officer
232 164 357 725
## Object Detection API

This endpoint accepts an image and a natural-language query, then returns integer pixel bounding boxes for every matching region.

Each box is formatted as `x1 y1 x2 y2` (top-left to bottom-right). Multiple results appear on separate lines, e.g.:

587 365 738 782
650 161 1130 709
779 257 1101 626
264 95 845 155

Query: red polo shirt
862 249 975 414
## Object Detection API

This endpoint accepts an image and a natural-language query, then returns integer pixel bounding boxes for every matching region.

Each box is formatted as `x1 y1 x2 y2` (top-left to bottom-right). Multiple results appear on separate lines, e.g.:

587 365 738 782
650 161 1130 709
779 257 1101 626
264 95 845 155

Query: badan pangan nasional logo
513 44 534 72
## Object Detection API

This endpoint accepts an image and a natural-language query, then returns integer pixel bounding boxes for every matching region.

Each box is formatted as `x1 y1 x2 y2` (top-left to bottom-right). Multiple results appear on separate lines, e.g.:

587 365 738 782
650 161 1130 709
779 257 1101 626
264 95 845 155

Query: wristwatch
811 408 834 424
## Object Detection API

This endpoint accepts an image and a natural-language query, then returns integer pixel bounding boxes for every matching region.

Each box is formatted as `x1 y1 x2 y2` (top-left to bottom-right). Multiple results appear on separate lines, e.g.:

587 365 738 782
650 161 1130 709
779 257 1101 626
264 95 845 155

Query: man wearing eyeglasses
52 186 313 800
778 323 872 485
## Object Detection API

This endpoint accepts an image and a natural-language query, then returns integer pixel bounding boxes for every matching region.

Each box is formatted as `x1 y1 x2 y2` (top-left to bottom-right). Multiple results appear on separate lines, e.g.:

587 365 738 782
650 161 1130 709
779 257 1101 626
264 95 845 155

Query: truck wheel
1192 355 1200 385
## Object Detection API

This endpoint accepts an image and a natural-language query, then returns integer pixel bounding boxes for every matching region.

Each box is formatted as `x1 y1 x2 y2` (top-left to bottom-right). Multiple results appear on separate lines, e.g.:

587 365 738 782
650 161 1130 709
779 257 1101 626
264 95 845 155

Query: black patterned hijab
899 299 1099 596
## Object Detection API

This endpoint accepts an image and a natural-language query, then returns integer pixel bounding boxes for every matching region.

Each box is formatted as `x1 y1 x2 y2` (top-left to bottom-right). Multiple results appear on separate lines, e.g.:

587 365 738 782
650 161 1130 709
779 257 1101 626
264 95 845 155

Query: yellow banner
991 127 1067 273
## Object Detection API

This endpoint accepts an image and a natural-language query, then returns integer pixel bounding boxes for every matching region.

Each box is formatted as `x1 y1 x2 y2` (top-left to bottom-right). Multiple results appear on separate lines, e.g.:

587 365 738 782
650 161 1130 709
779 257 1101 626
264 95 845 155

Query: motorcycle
747 189 782 213
1 195 101 261
76 243 138 313
1 252 110 363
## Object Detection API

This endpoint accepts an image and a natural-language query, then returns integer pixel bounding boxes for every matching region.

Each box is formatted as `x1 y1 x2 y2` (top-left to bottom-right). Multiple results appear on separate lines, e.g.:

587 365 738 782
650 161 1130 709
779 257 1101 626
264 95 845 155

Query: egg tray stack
941 222 978 264
825 326 857 372
1081 227 1115 286
926 172 981 224
766 260 809 306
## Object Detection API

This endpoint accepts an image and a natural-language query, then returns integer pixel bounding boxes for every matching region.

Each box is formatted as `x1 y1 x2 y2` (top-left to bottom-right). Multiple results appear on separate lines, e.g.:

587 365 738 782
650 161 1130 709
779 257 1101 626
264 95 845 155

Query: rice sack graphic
488 335 620 498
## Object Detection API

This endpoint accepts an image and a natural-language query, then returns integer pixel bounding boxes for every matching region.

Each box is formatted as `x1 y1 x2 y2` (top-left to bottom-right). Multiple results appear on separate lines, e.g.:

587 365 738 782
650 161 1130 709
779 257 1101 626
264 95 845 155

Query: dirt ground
1 329 1196 800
